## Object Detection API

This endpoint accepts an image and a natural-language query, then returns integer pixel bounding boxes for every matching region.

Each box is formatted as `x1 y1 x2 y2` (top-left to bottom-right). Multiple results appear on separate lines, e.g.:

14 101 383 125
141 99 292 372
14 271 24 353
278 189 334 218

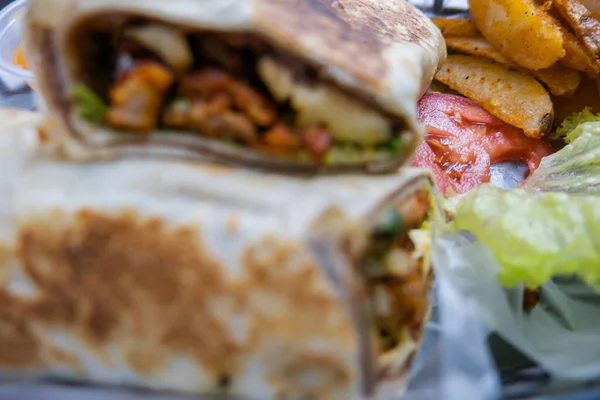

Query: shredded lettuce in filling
71 84 107 124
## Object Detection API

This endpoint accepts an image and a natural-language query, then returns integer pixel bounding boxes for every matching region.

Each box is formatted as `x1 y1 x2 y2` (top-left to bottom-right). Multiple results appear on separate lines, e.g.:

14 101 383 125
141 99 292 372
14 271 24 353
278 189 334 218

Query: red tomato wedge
413 94 555 196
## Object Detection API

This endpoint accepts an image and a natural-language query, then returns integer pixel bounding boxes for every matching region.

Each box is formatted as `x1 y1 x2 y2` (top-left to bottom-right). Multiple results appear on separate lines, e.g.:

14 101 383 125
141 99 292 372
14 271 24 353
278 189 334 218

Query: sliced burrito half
0 110 444 400
23 0 446 173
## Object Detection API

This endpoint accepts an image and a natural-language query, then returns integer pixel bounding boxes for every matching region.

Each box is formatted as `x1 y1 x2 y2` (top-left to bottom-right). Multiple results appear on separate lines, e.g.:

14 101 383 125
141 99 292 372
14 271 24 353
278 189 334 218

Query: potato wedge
435 55 553 138
469 0 565 70
445 36 581 96
532 64 581 96
554 0 600 71
445 36 512 64
542 4 600 73
553 77 600 123
580 0 600 17
432 18 480 37
558 22 600 74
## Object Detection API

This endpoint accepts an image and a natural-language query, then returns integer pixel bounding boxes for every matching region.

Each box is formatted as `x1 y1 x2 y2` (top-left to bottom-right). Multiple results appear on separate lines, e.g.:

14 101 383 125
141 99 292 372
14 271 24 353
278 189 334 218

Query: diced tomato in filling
412 94 555 196
263 124 301 149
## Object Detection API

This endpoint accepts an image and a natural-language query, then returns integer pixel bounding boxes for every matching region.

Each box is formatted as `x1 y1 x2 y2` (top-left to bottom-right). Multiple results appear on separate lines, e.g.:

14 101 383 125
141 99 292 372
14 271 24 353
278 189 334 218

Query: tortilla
0 109 443 399
23 0 446 174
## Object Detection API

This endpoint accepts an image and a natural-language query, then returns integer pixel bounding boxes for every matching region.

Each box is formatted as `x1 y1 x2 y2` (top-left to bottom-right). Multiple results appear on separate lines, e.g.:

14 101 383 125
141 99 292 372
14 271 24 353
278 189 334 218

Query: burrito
23 0 446 173
0 110 444 399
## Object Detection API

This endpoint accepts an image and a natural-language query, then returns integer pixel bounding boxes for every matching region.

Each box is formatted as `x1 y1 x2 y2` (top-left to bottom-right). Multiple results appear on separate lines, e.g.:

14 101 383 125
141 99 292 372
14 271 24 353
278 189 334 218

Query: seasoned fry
558 22 600 74
554 0 600 71
580 0 600 17
435 55 554 138
532 64 581 96
432 18 480 37
445 36 581 96
540 4 600 73
553 77 600 123
469 0 565 70
445 36 512 64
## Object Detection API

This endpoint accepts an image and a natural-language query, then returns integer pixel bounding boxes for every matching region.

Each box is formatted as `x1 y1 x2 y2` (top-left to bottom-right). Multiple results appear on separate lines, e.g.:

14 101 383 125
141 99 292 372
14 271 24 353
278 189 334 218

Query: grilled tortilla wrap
23 0 445 173
0 110 443 399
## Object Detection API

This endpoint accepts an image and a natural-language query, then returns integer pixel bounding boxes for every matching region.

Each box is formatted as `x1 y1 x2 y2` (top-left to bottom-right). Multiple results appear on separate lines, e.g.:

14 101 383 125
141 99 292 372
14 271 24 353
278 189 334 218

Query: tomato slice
413 94 555 196
412 141 452 195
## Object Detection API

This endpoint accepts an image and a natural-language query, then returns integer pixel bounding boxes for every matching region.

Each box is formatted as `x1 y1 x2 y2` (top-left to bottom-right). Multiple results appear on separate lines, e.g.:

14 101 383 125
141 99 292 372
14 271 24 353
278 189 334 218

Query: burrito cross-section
24 0 445 172
0 110 443 399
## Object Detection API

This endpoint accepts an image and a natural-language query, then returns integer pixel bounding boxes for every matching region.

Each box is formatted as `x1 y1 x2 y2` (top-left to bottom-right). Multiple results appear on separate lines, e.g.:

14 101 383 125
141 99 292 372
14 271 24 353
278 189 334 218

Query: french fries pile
432 0 600 138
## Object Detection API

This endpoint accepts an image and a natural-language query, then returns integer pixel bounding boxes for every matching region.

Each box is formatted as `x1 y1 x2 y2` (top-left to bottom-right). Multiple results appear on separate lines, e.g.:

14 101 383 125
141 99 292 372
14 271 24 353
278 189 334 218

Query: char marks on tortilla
5 208 357 392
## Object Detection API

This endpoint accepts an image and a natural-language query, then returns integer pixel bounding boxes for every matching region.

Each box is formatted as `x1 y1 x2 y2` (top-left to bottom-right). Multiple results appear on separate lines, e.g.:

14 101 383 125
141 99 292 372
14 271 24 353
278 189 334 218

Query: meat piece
180 69 233 97
201 112 258 143
397 190 431 231
180 69 277 127
163 97 222 133
206 93 233 114
263 124 300 149
164 94 248 142
302 126 333 161
106 62 174 133
206 110 263 143
231 82 277 126
162 98 192 129
371 267 429 344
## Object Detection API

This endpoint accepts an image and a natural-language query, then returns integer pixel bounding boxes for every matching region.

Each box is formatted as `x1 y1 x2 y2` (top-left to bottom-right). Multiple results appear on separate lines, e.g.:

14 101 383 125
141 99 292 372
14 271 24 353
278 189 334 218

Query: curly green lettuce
522 132 600 194
557 107 600 144
451 109 600 291
452 184 600 291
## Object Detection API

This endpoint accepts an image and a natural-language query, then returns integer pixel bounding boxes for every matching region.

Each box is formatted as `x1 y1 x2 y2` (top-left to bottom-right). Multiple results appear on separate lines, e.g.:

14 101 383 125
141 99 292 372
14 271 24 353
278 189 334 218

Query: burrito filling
360 188 432 353
70 22 409 164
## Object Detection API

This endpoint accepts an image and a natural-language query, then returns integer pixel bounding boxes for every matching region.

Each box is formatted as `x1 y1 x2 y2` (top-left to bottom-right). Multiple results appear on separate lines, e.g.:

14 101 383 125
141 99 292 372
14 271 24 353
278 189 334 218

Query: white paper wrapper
434 232 600 382
403 232 501 400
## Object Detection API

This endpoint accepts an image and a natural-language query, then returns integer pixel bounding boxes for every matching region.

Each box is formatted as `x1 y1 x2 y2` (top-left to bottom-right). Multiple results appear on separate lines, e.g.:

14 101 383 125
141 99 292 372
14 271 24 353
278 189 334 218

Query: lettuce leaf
452 184 600 291
556 107 600 143
451 115 600 290
70 84 107 123
523 132 600 194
